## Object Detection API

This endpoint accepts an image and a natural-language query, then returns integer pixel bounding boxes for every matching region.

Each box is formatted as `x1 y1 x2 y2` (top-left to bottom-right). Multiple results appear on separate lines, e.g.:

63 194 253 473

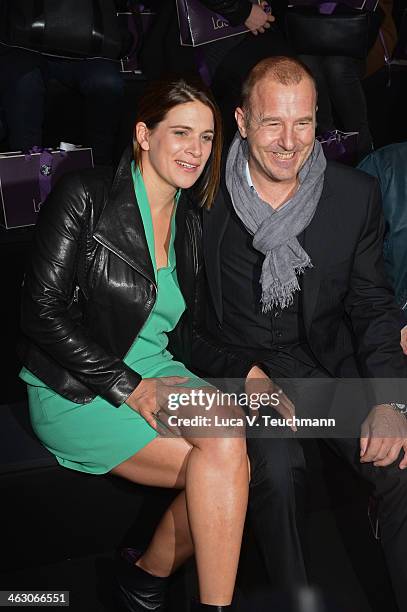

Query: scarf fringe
261 261 313 312
261 277 301 313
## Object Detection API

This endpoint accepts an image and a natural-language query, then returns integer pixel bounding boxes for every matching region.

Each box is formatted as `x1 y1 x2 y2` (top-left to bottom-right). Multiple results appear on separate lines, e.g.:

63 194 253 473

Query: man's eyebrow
168 124 214 133
258 115 314 124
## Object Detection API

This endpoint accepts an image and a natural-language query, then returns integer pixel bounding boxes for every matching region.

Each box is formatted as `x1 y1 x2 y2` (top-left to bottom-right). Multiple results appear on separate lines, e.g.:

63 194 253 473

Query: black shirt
220 206 307 353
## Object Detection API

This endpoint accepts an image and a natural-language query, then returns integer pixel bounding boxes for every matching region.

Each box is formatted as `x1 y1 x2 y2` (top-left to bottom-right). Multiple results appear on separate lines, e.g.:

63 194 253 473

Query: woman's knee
193 435 248 473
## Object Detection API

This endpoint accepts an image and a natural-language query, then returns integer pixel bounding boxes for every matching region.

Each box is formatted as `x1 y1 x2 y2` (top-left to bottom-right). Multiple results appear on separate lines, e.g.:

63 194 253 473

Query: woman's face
137 100 215 191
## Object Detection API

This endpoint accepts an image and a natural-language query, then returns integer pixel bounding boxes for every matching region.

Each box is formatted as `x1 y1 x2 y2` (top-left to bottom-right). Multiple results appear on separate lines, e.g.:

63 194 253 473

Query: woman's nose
186 137 202 157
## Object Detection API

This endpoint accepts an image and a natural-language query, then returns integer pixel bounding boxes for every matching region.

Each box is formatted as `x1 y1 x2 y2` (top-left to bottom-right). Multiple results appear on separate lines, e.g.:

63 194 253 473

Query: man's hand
244 2 275 35
360 404 407 469
401 325 407 355
245 365 296 431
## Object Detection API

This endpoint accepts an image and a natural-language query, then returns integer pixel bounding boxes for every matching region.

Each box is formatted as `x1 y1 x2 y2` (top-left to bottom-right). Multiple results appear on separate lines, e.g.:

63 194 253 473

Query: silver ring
277 388 283 395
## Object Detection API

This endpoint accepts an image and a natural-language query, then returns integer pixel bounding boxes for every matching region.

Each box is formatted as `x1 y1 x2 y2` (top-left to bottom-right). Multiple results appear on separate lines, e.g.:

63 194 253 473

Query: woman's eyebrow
169 125 214 133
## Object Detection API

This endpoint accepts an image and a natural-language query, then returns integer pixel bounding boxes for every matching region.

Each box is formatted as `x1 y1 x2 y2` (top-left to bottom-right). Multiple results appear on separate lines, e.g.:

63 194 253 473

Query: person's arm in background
357 145 407 354
200 0 275 34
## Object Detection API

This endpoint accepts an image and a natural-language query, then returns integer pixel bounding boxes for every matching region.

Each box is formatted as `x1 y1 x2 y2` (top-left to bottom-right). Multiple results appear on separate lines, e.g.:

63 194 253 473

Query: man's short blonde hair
241 56 317 123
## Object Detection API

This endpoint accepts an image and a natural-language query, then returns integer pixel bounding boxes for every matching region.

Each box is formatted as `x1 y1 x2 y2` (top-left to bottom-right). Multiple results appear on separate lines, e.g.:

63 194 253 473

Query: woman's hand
244 2 275 35
126 376 189 429
245 365 297 431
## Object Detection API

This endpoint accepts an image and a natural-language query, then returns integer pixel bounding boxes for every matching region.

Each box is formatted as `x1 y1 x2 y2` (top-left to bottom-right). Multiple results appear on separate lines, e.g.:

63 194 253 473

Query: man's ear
135 122 150 151
235 107 248 139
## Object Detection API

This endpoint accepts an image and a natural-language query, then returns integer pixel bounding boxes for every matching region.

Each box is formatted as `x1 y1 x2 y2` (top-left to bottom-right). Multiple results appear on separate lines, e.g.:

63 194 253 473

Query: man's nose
278 126 295 151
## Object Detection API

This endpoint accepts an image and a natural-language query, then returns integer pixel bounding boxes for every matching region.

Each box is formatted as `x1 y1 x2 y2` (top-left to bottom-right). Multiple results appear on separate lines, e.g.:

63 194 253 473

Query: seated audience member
0 1 125 165
140 0 294 143
188 56 407 610
358 142 407 351
19 76 252 612
296 0 390 161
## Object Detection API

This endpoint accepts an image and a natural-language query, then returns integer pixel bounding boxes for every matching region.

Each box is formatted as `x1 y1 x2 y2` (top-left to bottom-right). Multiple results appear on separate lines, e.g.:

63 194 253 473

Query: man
190 56 407 609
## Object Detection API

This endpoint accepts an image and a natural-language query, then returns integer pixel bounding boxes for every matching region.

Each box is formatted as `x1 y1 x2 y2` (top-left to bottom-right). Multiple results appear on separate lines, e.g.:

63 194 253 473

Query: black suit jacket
195 161 407 403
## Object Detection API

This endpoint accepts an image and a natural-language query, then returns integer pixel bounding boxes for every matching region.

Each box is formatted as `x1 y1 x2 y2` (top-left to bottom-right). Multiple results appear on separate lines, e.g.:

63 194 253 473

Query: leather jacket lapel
93 147 156 285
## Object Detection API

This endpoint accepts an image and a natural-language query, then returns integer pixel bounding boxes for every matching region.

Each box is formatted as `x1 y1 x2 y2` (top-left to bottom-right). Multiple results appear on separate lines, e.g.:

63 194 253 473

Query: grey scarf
225 134 326 311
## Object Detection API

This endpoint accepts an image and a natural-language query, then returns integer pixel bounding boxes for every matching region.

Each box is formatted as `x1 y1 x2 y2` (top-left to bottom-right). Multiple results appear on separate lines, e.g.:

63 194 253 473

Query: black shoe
116 548 170 611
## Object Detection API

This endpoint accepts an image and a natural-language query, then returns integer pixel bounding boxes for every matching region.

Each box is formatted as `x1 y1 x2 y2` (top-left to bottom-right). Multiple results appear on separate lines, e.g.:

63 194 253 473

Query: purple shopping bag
0 147 93 229
176 0 267 47
317 130 359 166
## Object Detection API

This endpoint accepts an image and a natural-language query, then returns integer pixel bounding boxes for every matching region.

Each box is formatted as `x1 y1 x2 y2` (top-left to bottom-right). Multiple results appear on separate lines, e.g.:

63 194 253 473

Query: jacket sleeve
198 0 252 25
20 173 141 407
191 277 257 379
344 179 407 403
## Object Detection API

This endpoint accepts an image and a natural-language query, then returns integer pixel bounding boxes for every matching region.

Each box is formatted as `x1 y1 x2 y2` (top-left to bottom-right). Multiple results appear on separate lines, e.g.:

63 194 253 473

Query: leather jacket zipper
186 216 199 275
93 234 157 291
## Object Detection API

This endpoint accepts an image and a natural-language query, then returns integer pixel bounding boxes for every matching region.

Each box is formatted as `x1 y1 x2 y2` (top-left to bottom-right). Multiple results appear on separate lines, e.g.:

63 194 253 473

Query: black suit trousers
245 348 407 611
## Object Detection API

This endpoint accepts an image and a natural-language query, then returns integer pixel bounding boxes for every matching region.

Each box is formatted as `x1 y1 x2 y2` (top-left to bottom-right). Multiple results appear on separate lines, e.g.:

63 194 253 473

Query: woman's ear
135 122 150 151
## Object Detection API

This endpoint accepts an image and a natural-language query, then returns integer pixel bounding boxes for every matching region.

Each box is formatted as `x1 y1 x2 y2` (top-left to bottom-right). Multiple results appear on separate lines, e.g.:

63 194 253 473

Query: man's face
235 77 317 185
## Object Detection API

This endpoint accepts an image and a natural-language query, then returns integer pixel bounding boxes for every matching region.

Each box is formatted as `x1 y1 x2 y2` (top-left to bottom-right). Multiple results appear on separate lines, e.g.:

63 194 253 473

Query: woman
19 77 250 611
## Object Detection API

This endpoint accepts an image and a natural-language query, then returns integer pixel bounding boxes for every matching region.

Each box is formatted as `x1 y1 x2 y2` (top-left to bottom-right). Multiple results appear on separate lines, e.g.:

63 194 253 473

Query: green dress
20 164 206 474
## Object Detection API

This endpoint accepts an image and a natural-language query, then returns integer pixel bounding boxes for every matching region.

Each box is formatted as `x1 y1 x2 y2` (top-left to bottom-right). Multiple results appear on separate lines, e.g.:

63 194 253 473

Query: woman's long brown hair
133 76 223 209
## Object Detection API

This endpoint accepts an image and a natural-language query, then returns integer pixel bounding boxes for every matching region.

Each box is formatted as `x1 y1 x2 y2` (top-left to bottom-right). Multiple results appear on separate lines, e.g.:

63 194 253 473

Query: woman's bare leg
110 431 249 605
184 434 248 605
111 437 193 576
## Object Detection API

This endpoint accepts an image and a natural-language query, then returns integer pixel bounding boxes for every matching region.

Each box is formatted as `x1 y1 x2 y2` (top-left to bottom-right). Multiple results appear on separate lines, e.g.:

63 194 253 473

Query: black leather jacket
19 147 252 406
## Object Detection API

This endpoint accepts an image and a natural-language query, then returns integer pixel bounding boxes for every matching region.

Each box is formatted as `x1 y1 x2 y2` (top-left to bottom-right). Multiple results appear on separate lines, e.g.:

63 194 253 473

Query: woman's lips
175 160 200 171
